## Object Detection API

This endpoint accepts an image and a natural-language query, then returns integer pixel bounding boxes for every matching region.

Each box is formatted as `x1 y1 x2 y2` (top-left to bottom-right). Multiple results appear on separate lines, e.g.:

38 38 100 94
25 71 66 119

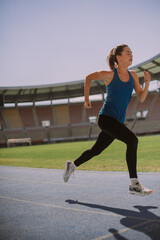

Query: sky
0 0 160 87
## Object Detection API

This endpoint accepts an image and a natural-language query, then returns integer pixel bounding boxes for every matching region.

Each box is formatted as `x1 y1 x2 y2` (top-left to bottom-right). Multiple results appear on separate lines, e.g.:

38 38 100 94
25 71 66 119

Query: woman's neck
117 65 128 75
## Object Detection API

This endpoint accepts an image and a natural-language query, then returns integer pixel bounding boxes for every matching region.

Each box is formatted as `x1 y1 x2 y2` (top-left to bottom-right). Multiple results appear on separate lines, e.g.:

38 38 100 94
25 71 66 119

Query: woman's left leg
63 130 114 183
98 115 138 178
74 131 115 167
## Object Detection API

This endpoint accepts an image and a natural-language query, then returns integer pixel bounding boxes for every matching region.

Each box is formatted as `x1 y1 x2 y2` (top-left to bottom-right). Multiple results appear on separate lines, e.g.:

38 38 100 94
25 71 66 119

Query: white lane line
0 194 127 217
0 176 126 189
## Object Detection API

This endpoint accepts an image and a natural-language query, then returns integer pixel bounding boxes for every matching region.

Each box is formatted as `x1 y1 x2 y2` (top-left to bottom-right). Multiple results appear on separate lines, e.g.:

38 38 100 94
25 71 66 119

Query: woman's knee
128 134 138 147
89 147 102 157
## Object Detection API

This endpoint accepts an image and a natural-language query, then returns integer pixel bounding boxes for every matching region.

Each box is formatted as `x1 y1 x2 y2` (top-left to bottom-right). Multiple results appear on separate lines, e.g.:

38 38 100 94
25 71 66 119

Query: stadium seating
49 125 69 141
69 103 83 123
85 101 103 122
19 107 35 127
4 128 26 139
54 105 70 125
71 123 90 139
130 92 160 135
36 106 54 126
148 93 160 120
26 127 48 144
0 110 7 129
0 131 6 146
90 123 101 138
4 108 23 128
136 92 155 112
126 97 137 120
0 92 160 147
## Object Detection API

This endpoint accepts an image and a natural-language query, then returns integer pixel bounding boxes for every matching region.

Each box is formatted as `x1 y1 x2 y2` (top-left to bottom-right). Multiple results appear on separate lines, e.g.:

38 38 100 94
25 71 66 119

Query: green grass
0 135 160 172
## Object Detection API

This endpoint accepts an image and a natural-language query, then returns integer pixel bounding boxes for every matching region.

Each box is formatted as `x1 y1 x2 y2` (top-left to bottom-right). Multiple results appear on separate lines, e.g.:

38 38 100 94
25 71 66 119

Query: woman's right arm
84 71 112 109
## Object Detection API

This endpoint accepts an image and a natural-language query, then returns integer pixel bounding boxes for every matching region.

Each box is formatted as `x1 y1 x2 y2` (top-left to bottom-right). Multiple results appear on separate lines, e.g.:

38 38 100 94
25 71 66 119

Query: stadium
1 54 160 240
0 53 160 148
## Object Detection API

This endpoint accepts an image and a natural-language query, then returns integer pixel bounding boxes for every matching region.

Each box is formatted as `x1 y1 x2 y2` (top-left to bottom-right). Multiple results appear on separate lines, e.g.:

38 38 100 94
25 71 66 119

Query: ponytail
107 44 128 70
107 48 117 70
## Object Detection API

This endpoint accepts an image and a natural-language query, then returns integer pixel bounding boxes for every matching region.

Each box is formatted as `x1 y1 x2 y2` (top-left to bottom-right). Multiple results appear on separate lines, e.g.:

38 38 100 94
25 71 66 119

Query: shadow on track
65 200 160 240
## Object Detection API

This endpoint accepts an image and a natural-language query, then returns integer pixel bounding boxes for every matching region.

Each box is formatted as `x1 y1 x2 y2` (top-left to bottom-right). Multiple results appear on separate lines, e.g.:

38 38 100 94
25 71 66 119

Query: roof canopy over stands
0 53 160 104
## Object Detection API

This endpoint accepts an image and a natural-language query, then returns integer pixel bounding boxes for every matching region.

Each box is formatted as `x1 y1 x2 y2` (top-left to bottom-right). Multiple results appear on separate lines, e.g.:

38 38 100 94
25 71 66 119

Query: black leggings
74 115 138 178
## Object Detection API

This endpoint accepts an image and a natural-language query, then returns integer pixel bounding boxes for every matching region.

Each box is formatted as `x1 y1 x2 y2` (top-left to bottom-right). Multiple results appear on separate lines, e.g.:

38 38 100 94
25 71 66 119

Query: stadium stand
0 131 6 146
69 103 83 124
4 108 23 128
148 93 160 120
26 127 48 144
19 107 35 127
85 101 103 122
0 53 160 147
54 105 70 125
71 123 90 140
3 128 27 141
136 94 153 113
126 97 137 120
50 125 69 141
90 123 101 139
36 106 54 126
131 92 160 135
0 110 7 129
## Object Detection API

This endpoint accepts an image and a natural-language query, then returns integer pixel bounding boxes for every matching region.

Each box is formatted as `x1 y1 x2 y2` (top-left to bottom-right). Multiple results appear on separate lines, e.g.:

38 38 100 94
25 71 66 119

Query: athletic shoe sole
129 189 153 196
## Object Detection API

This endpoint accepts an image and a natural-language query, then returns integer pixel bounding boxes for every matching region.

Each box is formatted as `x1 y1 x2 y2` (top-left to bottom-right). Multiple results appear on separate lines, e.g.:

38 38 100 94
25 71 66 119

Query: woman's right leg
63 126 114 182
74 131 115 167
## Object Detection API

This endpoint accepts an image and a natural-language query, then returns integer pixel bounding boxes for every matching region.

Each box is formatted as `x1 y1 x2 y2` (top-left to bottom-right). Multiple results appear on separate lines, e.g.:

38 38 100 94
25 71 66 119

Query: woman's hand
144 71 151 85
84 100 92 109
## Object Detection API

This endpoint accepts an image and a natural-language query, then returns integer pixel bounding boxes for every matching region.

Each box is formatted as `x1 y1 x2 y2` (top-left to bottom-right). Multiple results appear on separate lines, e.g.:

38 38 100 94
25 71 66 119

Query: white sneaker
63 161 75 183
129 182 153 196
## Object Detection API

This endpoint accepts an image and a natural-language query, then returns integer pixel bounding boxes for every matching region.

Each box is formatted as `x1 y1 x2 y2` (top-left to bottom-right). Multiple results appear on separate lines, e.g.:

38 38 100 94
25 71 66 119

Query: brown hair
107 44 128 70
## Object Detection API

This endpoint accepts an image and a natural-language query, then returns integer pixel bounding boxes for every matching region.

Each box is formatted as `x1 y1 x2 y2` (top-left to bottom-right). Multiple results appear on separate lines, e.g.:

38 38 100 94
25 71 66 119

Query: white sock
130 178 138 186
73 162 77 169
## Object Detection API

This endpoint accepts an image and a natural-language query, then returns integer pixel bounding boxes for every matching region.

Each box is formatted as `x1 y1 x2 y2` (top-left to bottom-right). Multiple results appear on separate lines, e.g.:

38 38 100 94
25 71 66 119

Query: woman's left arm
131 71 151 103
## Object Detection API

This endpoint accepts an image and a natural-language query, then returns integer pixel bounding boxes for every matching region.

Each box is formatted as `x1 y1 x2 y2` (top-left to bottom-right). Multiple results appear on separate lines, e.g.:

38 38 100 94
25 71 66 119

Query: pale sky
0 0 160 87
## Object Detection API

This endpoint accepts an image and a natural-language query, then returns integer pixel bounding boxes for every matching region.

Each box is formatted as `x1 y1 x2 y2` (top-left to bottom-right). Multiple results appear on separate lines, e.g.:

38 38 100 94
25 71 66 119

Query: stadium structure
0 54 160 147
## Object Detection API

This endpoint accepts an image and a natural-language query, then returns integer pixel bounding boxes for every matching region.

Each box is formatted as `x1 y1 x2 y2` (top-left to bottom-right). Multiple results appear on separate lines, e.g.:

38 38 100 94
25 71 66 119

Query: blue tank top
99 68 134 123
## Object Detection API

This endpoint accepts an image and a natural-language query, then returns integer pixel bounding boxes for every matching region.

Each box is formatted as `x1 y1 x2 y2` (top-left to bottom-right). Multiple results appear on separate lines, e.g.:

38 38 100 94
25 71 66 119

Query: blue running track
0 166 160 240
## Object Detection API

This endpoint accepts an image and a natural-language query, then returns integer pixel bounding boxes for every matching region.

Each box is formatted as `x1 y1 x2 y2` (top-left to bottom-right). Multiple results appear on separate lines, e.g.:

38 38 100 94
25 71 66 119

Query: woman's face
117 47 133 67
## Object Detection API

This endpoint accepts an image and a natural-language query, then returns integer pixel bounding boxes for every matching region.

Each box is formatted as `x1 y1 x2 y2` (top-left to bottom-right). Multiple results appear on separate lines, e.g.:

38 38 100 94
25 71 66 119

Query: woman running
63 44 153 196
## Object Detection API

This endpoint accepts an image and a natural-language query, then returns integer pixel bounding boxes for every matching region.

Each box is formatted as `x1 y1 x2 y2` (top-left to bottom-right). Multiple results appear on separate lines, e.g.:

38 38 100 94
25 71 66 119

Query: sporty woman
63 44 153 196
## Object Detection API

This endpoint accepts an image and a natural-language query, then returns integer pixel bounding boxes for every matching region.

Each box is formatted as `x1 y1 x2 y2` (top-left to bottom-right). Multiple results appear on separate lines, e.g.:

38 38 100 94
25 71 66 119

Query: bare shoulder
98 70 114 85
98 70 113 76
86 70 114 84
